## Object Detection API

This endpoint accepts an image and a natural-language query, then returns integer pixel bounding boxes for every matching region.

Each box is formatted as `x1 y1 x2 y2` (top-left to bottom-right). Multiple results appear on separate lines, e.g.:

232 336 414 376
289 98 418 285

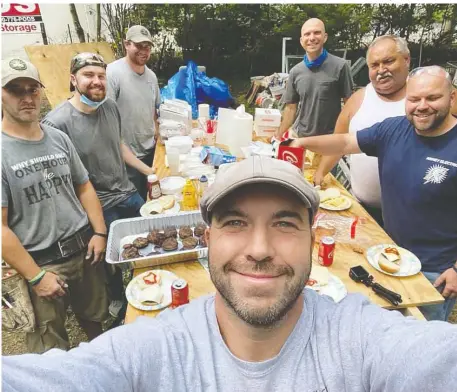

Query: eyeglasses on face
4 85 41 98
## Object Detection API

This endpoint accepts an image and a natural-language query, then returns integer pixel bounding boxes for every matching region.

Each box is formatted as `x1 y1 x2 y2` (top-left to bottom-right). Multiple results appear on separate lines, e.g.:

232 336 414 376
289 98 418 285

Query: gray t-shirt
3 290 457 391
2 124 89 254
42 99 137 209
106 58 161 158
284 53 354 137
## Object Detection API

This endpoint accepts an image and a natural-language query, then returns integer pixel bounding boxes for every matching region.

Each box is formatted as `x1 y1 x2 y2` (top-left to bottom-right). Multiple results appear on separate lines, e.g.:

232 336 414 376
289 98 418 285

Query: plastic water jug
216 105 253 158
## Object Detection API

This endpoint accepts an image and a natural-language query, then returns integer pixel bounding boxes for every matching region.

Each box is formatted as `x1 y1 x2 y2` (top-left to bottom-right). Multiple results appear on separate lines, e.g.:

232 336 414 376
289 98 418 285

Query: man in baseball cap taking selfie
3 156 457 391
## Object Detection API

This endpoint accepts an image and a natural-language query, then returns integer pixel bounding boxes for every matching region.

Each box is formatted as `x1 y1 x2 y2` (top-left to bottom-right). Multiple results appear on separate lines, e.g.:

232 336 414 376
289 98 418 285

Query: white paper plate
306 273 347 303
366 244 422 277
139 198 180 217
319 195 352 211
126 270 179 311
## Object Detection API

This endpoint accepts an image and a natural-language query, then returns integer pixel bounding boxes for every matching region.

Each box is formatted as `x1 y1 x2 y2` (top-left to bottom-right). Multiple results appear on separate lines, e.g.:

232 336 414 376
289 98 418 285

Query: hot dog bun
378 258 401 274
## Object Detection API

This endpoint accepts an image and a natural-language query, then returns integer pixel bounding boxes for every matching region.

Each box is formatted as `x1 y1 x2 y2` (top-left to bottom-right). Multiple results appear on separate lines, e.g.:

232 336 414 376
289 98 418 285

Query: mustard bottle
182 179 197 210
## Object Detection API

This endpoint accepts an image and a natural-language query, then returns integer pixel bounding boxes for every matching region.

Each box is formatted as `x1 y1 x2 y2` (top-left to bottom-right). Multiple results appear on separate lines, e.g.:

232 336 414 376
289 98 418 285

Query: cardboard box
254 123 279 137
254 108 281 127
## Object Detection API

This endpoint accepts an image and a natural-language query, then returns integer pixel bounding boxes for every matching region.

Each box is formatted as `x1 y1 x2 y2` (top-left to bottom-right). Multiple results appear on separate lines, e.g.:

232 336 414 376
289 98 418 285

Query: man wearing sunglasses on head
42 53 155 322
1 58 109 353
107 25 161 200
291 66 457 321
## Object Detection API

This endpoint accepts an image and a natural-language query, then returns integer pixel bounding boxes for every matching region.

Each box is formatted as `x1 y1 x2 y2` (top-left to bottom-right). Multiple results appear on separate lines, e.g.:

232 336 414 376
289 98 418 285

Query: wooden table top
124 142 443 323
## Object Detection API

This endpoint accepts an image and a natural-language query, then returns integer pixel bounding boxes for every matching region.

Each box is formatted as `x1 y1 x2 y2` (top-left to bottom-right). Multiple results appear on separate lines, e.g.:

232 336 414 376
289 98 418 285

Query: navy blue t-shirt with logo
357 116 457 273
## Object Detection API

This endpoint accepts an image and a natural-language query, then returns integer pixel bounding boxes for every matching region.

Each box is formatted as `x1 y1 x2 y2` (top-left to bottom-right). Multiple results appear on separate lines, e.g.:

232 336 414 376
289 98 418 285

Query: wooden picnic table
124 142 444 323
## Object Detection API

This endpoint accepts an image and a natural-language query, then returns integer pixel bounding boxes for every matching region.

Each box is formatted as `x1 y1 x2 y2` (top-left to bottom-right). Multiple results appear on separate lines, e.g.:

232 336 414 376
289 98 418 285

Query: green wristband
29 270 46 285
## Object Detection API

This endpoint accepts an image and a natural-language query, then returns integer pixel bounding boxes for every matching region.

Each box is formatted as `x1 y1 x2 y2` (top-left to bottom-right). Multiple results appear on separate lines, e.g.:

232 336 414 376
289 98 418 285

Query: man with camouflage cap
43 52 155 320
2 58 109 353
107 25 161 199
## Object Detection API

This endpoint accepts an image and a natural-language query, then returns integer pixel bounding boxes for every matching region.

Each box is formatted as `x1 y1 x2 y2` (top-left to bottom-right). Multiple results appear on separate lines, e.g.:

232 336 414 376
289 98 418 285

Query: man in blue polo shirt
291 66 457 321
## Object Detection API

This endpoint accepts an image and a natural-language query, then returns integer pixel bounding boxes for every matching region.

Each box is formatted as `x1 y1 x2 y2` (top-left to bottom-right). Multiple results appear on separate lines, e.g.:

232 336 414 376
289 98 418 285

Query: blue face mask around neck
79 93 107 109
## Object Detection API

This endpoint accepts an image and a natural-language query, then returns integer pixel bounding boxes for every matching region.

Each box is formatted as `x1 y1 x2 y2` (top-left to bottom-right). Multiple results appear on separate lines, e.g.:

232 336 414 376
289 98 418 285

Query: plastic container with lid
166 136 193 154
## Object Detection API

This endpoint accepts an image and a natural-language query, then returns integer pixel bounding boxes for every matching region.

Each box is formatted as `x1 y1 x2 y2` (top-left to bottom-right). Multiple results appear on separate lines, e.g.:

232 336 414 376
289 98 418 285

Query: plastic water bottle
198 175 208 202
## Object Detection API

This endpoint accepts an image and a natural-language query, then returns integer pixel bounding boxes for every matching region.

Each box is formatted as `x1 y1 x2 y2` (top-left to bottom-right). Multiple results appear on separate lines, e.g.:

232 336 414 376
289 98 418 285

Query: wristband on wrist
93 232 107 238
29 270 46 286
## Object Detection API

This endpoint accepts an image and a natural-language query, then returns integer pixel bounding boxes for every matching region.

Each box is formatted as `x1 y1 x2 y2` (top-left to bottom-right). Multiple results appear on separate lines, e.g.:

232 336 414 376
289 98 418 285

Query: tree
96 4 101 41
101 4 142 57
69 4 85 43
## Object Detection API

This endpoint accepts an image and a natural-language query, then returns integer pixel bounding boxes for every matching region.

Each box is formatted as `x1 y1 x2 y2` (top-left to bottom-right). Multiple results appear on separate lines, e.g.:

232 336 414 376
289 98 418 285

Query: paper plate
126 270 179 311
139 198 180 217
319 195 352 211
366 244 422 277
306 273 347 303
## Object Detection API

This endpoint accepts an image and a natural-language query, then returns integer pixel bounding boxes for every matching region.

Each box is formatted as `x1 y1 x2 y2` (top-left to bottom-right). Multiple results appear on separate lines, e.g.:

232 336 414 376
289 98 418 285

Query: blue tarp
160 60 234 119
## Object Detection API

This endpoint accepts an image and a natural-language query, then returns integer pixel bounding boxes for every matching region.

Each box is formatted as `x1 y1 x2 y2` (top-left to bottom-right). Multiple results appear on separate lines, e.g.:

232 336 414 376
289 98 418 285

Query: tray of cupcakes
106 211 208 269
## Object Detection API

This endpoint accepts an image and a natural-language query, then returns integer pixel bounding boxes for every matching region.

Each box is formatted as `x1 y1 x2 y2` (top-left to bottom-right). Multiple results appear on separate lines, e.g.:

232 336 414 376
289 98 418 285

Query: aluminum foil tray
106 211 208 269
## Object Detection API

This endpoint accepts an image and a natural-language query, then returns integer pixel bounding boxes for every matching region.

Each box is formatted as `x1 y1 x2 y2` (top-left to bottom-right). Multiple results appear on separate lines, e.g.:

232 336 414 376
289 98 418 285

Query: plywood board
24 42 115 108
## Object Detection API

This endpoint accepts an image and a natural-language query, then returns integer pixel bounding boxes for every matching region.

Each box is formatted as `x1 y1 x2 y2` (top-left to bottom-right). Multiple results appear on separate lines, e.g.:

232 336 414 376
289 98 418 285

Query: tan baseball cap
2 58 44 87
200 156 319 224
126 25 153 44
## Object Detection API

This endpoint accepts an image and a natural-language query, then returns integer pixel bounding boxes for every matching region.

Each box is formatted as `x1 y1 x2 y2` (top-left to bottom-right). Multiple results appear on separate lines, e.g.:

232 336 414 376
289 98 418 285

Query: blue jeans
103 192 144 302
419 271 457 321
103 192 144 228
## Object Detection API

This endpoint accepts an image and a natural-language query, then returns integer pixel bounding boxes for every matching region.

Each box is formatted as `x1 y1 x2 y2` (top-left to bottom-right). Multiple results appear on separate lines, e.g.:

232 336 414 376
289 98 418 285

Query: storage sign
1 3 42 34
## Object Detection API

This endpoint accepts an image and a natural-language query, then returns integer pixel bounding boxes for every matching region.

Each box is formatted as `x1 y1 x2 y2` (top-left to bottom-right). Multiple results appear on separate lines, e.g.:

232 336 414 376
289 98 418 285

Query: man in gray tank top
106 25 161 199
3 157 457 391
1 58 108 353
278 18 354 138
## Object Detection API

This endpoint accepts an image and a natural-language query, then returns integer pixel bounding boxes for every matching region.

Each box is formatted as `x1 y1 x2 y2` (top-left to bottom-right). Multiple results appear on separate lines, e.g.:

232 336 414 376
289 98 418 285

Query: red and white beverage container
171 279 189 308
318 236 335 266
276 144 306 171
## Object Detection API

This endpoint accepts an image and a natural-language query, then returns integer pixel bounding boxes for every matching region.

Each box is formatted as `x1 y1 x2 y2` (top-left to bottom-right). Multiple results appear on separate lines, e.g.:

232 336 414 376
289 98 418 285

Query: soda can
318 236 335 266
171 279 189 308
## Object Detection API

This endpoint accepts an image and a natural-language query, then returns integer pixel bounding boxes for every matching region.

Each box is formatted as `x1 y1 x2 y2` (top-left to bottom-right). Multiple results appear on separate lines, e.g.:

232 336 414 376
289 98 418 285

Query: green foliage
105 4 457 83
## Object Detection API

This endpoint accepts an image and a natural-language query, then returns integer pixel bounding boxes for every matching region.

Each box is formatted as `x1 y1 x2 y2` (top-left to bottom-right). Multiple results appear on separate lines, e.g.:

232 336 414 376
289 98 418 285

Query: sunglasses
130 41 152 51
4 85 41 98
409 66 452 82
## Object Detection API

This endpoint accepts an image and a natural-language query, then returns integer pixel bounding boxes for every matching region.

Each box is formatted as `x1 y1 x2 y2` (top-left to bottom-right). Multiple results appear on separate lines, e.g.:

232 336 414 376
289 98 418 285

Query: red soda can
171 279 189 308
318 236 335 266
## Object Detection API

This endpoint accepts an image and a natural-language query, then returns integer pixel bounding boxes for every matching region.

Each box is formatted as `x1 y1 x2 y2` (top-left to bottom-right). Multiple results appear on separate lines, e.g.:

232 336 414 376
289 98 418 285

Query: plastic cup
167 147 180 175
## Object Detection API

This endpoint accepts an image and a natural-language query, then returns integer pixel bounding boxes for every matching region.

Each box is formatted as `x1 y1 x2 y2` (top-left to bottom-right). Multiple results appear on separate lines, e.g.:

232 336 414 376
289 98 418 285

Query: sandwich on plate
378 247 401 273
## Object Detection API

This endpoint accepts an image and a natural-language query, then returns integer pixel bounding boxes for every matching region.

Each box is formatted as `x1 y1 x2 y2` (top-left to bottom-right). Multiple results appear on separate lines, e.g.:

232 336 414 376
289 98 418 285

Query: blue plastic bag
161 61 234 119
